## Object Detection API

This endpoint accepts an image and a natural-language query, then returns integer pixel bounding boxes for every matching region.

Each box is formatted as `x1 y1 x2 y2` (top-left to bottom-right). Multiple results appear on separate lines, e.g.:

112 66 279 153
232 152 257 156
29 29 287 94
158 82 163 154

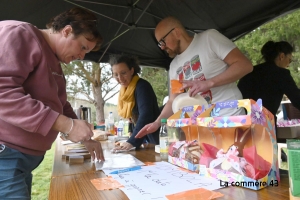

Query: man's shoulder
197 29 220 37
195 29 228 45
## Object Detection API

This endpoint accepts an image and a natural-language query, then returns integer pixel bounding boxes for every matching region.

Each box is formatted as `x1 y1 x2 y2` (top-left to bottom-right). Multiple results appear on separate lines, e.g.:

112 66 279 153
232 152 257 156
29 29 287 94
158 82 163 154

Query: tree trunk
93 84 105 124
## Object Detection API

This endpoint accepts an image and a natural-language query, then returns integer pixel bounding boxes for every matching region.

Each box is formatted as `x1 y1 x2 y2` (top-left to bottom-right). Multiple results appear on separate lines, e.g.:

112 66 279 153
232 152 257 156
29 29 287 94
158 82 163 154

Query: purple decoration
215 100 238 109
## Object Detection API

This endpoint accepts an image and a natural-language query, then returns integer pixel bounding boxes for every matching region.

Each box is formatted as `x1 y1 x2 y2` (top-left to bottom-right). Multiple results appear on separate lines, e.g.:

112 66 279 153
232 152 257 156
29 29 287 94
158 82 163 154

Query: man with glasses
136 16 253 138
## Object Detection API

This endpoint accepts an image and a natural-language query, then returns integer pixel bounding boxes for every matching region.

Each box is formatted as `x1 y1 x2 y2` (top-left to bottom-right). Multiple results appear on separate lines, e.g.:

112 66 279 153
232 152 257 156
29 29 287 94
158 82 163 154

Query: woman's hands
53 115 105 161
81 139 105 161
66 119 93 143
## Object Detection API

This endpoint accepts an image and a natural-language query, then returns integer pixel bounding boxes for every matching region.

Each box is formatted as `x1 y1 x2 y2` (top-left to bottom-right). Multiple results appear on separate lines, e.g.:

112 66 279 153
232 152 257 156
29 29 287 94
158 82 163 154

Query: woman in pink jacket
0 7 104 199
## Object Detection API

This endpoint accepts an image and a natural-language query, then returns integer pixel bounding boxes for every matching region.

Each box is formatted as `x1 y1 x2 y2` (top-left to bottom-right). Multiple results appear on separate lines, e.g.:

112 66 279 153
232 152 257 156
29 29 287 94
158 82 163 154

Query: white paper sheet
109 161 224 200
61 140 74 145
95 153 144 170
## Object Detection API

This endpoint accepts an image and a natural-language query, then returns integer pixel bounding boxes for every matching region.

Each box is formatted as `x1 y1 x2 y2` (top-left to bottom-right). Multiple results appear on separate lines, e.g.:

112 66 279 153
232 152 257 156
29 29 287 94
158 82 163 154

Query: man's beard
165 40 181 58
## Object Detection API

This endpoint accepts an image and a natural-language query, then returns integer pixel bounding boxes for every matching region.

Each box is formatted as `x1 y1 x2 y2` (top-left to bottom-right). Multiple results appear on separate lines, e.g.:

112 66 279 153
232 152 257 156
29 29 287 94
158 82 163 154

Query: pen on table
109 166 142 174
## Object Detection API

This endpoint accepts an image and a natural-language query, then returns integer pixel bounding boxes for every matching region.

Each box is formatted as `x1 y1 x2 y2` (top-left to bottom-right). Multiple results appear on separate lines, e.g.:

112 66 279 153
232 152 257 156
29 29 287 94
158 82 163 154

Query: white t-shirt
169 29 244 116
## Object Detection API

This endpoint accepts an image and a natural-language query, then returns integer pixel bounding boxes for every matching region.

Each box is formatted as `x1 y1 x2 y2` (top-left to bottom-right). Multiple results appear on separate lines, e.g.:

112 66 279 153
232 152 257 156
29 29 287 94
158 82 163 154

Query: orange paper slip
91 176 124 190
171 79 184 94
166 188 224 200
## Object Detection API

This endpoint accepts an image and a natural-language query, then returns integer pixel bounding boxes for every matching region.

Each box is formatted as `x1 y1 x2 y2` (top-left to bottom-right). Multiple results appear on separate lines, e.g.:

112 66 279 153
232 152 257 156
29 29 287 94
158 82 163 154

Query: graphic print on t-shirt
176 66 184 81
191 55 202 74
176 54 212 103
183 61 192 80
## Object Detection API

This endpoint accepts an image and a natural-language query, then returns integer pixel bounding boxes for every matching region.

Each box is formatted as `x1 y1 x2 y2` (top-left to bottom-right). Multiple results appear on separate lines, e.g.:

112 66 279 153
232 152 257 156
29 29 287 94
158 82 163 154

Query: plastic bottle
123 120 129 136
108 112 115 135
114 121 119 135
117 118 124 137
159 118 169 160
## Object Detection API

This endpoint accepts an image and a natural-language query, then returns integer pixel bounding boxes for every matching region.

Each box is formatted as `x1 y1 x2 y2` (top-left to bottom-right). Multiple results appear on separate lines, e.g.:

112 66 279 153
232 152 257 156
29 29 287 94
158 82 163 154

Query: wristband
60 118 74 141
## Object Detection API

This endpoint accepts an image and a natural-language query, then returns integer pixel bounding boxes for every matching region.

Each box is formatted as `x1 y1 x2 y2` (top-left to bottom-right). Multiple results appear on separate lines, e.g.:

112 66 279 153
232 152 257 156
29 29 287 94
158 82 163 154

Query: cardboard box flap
213 99 252 117
167 105 213 127
197 99 262 128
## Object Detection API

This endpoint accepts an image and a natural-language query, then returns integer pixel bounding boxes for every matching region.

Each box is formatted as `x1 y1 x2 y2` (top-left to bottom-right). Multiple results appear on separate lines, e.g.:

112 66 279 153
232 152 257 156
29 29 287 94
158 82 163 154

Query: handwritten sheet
109 162 224 200
101 162 156 175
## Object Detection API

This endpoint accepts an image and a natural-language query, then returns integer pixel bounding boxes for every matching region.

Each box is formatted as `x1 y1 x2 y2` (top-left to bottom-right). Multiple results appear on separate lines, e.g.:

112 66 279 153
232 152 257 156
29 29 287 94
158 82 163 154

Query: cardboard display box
167 105 213 172
197 99 279 190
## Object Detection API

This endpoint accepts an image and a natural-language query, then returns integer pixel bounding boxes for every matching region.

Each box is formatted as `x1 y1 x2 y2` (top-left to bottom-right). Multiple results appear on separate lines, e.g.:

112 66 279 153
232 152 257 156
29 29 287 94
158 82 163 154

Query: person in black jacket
109 55 160 151
238 41 300 162
238 41 300 125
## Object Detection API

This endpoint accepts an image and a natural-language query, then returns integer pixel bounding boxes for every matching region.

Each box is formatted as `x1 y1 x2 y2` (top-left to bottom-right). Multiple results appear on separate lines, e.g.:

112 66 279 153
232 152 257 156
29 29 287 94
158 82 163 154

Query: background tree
235 9 300 87
140 67 169 106
63 61 169 124
62 61 118 124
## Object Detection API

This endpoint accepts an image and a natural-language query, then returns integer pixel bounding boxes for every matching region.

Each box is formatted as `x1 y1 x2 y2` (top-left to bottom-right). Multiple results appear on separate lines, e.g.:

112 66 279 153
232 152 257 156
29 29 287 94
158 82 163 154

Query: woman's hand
53 115 104 160
53 115 94 143
81 139 105 161
66 119 94 142
113 141 134 151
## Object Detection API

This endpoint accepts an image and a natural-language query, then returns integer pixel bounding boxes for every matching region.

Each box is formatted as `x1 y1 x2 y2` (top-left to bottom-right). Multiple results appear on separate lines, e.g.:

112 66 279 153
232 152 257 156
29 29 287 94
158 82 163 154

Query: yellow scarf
117 75 140 119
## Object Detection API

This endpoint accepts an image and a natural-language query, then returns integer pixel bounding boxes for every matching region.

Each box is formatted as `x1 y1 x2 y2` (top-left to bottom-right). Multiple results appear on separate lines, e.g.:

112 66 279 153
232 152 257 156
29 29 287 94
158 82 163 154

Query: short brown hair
46 7 103 51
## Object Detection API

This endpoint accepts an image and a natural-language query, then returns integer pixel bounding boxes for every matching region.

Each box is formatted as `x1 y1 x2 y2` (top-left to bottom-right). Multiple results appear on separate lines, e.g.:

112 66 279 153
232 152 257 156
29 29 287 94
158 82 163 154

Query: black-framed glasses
158 28 175 48
112 70 131 79
285 54 293 64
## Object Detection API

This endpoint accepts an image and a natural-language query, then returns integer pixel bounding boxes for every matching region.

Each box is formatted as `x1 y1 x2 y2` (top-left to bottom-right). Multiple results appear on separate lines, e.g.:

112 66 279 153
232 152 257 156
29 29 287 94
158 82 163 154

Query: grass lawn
281 147 288 170
31 142 55 200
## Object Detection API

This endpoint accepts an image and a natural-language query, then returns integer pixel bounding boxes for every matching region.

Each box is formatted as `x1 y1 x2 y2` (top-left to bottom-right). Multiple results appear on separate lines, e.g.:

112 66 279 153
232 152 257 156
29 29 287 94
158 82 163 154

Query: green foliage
235 9 300 87
140 67 169 106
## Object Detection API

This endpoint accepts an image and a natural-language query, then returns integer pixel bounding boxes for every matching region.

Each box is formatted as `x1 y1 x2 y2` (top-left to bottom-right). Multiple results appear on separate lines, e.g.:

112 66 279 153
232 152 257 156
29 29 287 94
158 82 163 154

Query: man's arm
181 48 253 96
135 92 179 138
155 92 178 123
209 47 253 87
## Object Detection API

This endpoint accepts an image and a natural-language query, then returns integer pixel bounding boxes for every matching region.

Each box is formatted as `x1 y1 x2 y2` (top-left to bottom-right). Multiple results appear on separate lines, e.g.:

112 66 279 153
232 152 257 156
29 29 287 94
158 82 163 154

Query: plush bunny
233 127 251 157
